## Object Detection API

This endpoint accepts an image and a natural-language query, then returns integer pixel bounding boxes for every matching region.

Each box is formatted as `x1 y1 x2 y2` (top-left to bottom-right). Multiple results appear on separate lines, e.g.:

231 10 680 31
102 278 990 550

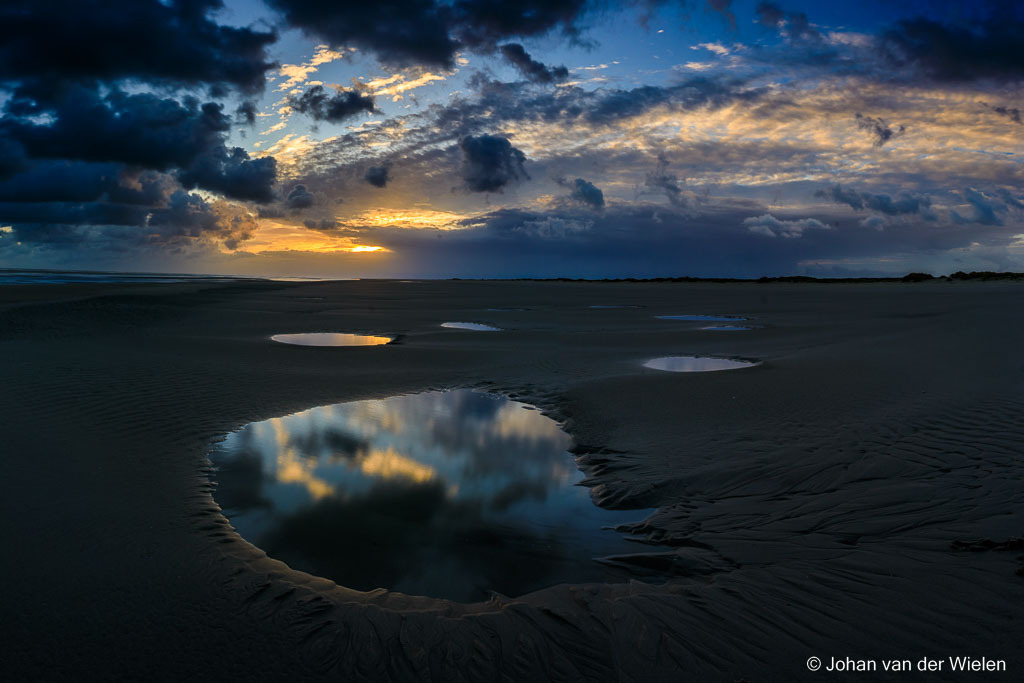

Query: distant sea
0 269 334 285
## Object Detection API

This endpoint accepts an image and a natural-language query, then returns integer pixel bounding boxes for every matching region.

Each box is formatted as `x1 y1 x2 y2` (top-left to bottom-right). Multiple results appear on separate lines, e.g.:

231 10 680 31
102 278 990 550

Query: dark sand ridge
1 279 1022 681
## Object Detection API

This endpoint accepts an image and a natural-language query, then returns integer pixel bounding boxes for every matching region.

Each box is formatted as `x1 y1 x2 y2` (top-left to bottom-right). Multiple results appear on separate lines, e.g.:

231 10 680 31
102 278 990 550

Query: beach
1 278 1022 681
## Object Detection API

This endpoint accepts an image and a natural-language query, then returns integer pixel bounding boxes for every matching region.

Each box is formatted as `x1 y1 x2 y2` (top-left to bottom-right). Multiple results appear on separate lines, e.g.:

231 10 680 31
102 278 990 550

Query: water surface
656 314 746 321
271 333 392 346
441 322 501 331
0 268 251 285
644 356 757 372
701 325 752 331
210 390 642 601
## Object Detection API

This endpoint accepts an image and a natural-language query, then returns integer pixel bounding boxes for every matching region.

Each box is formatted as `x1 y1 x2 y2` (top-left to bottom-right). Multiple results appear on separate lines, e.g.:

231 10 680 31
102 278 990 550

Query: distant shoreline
4 267 1024 285
467 271 1024 284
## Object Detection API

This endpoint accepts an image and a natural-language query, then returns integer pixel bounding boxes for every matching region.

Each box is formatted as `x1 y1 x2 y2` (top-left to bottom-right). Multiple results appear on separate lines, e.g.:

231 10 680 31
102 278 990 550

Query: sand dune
1 279 1022 681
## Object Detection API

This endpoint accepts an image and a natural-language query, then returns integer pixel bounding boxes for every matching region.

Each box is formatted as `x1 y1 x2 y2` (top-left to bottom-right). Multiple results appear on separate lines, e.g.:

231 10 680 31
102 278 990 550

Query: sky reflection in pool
441 322 501 331
271 333 392 346
701 326 752 331
210 390 641 602
644 356 757 372
656 314 746 321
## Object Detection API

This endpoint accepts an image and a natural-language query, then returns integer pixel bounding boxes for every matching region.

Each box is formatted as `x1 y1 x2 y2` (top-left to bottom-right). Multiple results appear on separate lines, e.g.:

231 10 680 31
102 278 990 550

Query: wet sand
1 279 1022 681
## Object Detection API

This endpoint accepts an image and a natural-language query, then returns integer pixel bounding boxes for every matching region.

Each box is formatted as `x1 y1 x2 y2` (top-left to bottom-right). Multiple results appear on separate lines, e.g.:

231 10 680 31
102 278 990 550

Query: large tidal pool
210 390 644 601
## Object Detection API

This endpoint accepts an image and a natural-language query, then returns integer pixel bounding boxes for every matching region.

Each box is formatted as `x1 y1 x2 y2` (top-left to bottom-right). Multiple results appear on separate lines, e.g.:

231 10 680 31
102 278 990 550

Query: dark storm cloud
0 161 258 251
0 162 163 205
178 147 277 203
0 190 223 236
881 2 1024 83
0 202 149 228
0 0 275 94
0 0 280 235
288 86 377 123
816 184 932 216
2 88 277 202
499 44 569 84
561 177 605 208
265 0 593 69
855 113 906 147
364 165 391 188
147 191 221 235
4 190 254 252
286 184 315 209
452 0 590 49
264 0 459 69
459 135 528 193
4 89 229 170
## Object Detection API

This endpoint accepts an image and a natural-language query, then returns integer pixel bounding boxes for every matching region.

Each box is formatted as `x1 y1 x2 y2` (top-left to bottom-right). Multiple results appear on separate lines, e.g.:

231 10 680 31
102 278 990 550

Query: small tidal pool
440 322 501 331
655 314 747 321
271 333 392 346
701 325 752 331
644 356 758 372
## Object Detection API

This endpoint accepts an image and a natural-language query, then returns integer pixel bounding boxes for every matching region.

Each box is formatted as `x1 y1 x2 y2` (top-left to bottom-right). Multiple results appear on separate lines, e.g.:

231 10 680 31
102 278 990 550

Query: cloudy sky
0 0 1021 278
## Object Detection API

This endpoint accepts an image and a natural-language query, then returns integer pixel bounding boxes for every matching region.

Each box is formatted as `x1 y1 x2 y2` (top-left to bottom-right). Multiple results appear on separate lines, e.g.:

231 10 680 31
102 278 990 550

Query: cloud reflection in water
211 390 641 601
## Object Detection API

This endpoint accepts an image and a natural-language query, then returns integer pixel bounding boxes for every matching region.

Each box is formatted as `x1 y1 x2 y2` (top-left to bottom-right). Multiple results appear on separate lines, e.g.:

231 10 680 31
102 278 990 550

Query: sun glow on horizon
227 219 390 255
335 208 470 230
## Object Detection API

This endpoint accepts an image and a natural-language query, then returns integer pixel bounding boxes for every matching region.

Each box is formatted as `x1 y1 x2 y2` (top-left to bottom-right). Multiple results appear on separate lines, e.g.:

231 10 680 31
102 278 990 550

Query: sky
0 0 1022 278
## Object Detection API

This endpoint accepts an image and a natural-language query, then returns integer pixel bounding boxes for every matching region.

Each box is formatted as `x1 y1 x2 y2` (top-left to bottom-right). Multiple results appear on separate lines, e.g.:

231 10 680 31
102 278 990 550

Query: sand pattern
1 279 1023 680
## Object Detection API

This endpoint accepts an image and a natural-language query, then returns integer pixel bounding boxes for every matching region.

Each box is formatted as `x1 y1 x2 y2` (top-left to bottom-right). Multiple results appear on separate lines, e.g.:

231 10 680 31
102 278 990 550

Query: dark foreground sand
1 279 1022 681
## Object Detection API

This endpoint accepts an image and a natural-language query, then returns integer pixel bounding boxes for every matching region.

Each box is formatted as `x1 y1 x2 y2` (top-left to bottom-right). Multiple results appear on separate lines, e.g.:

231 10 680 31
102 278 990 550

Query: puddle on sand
644 356 757 372
441 322 501 331
271 333 392 346
656 314 746 321
701 325 752 331
210 390 644 602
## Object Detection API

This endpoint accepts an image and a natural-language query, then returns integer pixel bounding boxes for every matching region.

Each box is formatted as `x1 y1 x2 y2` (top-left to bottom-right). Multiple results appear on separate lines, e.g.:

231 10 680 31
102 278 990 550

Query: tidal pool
210 390 642 602
701 325 752 331
440 322 501 331
656 314 746 321
644 356 757 372
271 333 392 346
